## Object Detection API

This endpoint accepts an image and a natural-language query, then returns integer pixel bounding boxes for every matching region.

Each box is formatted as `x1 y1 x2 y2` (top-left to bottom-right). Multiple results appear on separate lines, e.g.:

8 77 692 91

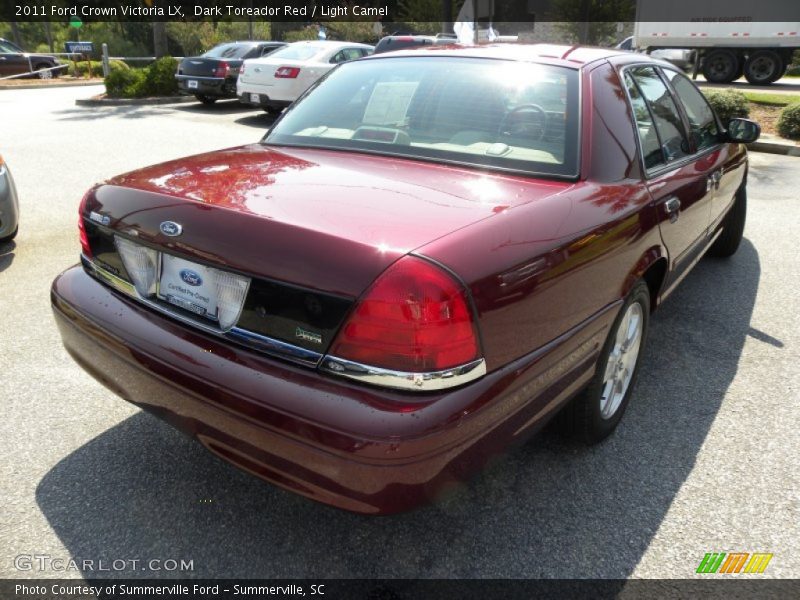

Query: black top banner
2 0 799 23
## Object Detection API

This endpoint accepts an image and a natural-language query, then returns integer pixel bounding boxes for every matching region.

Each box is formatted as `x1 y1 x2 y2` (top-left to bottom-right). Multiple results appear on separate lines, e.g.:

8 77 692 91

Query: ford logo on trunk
160 221 183 237
180 269 203 286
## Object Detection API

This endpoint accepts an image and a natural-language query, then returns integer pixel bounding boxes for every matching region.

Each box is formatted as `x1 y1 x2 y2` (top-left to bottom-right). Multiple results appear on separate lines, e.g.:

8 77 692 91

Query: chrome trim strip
83 256 487 389
319 355 487 392
82 256 323 367
175 75 225 82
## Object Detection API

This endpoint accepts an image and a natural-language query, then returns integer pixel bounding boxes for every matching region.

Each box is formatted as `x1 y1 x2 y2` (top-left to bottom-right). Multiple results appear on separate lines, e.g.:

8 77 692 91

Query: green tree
549 0 634 45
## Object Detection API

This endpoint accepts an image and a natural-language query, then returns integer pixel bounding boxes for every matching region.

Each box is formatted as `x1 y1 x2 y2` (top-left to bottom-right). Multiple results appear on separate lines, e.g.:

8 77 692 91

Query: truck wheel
702 50 740 83
195 95 217 105
744 50 784 85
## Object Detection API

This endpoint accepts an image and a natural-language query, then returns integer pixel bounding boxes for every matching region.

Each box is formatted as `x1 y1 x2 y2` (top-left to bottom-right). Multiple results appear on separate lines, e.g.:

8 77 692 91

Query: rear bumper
51 265 605 514
175 75 235 98
237 91 291 111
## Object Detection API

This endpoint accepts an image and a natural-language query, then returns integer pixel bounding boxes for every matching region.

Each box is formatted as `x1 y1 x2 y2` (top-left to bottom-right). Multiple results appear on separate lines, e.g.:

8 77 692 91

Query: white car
237 41 374 115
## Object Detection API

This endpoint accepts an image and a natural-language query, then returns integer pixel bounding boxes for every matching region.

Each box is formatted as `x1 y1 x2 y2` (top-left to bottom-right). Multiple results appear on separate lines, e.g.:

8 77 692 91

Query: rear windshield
265 56 579 177
268 44 326 61
203 43 256 59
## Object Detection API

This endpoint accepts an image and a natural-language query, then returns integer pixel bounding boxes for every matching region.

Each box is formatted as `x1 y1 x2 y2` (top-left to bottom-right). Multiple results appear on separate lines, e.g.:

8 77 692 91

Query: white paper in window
363 82 418 126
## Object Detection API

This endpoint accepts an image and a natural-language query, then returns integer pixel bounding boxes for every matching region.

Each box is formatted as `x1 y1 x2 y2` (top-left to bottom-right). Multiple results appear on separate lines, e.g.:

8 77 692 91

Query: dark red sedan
52 45 759 514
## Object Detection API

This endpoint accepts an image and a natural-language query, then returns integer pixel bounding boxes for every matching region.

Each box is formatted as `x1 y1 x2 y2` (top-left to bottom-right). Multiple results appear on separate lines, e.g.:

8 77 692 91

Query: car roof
362 43 631 69
285 40 373 49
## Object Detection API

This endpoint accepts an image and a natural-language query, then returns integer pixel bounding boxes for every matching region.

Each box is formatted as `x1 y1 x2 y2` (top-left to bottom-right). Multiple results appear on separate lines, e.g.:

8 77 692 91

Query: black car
176 41 286 104
0 38 61 79
373 34 457 54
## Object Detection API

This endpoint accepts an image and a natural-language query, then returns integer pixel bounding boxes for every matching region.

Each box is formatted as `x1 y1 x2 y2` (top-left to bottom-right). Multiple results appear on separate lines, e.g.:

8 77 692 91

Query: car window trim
621 65 669 173
659 65 726 152
619 62 723 181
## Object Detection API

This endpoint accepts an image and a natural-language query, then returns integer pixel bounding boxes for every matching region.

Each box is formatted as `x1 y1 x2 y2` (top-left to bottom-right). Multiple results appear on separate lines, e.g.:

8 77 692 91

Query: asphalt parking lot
0 86 798 580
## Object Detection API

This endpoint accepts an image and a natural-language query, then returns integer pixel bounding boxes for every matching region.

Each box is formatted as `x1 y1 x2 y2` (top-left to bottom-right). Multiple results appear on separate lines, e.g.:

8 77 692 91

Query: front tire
708 186 746 258
195 95 217 105
264 105 283 116
562 281 650 444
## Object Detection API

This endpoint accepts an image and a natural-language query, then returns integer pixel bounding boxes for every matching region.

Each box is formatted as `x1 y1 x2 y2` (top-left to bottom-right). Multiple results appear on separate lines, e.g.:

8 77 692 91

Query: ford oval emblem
160 221 182 237
180 269 203 287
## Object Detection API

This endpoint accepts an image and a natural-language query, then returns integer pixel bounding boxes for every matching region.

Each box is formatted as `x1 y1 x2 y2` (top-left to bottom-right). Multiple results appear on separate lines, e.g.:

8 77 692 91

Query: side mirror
727 118 761 144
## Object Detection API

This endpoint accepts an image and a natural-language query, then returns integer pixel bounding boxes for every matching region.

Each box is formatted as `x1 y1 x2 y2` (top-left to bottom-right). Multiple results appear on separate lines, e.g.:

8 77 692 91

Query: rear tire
561 281 650 445
708 186 746 258
702 50 740 83
744 50 784 85
195 95 217 105
0 226 18 244
264 106 283 116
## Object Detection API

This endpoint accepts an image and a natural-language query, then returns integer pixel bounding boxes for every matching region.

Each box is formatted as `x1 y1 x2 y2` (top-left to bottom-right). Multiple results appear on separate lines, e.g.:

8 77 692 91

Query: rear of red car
52 52 597 513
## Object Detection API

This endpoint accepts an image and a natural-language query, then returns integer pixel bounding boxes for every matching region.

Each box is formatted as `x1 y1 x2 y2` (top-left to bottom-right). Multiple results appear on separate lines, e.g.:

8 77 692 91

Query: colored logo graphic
696 552 773 574
179 269 203 287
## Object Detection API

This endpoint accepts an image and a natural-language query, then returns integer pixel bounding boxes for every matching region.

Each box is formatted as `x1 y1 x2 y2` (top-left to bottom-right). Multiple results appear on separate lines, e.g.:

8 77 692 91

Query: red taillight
274 66 300 79
213 61 230 78
329 256 480 372
78 190 92 258
240 62 246 75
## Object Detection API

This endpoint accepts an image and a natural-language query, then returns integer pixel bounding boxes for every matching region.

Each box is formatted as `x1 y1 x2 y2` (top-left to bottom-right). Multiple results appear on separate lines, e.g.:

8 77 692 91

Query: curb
75 95 194 106
0 80 104 90
748 141 800 157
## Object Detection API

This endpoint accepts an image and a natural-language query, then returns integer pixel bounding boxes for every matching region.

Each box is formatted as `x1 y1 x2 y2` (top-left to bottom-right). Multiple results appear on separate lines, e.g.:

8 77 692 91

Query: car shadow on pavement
234 113 279 129
174 100 258 115
54 106 176 121
0 240 15 273
35 240 761 579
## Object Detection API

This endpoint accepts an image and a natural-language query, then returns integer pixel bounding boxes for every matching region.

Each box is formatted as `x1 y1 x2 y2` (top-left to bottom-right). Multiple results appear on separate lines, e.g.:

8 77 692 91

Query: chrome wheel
599 302 643 419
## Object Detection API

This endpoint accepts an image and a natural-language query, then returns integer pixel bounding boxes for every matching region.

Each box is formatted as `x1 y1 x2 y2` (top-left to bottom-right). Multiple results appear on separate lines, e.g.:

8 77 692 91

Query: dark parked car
373 34 456 54
0 37 60 79
176 41 286 104
53 45 759 514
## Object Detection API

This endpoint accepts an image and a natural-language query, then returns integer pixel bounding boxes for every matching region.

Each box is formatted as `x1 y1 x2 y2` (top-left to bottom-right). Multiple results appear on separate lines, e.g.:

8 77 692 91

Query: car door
623 66 715 290
0 40 29 77
660 68 747 233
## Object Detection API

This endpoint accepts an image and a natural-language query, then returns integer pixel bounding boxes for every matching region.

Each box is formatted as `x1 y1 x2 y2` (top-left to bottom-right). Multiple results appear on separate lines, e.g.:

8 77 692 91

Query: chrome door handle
664 197 681 223
707 169 722 192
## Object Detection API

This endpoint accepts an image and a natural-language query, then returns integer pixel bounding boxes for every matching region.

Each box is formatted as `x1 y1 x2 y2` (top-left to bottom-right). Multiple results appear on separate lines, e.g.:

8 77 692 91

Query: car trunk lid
83 144 572 356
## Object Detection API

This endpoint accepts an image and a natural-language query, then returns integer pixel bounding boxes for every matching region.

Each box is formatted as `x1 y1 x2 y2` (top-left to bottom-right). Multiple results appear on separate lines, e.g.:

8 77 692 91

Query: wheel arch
623 247 668 313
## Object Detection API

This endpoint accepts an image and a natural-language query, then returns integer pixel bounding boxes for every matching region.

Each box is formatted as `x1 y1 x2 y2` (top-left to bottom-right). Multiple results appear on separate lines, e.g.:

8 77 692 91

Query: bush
703 89 750 125
103 56 177 98
104 67 147 98
776 103 800 139
143 56 179 96
68 59 129 77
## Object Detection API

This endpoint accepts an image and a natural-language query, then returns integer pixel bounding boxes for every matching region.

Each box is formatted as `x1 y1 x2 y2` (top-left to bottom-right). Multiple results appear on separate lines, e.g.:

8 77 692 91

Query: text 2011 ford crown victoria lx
52 45 760 514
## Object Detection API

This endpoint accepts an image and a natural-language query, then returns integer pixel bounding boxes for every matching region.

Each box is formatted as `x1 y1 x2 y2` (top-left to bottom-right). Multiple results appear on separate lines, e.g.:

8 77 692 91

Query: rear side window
629 66 689 164
203 43 254 59
331 48 364 64
663 69 720 152
624 72 665 170
269 45 325 61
